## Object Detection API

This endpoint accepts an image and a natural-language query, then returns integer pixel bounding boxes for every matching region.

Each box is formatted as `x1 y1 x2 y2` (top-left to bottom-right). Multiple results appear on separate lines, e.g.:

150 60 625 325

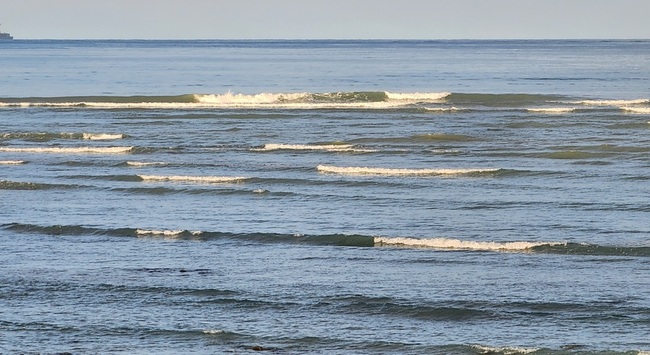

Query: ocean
1 39 649 354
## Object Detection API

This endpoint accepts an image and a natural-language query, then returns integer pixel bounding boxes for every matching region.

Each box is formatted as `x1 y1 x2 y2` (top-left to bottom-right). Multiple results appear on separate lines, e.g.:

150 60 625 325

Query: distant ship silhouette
0 24 14 40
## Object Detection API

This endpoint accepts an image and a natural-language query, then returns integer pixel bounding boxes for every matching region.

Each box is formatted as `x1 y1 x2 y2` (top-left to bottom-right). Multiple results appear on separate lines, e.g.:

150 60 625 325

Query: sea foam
385 91 451 101
127 161 167 167
253 143 375 153
136 229 203 237
471 345 540 354
621 107 650 114
316 165 499 176
527 107 576 114
375 236 564 252
578 98 649 106
138 175 248 184
82 133 125 140
0 146 133 154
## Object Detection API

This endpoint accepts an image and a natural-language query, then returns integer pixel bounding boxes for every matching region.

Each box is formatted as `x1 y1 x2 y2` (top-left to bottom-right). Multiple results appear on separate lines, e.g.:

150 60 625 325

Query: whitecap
195 92 308 105
385 91 451 101
138 175 248 184
424 106 463 112
527 107 576 113
126 161 167 167
0 146 133 154
375 236 565 252
203 329 226 335
621 107 650 114
82 133 125 140
316 165 499 176
0 160 26 165
471 345 541 354
136 229 202 237
253 143 375 153
577 98 649 106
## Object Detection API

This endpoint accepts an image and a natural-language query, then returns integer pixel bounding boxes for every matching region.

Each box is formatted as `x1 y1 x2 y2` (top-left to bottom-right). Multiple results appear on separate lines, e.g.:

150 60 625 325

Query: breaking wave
622 107 650 114
6 223 650 257
0 146 134 154
375 236 563 252
252 143 375 153
527 107 576 114
126 161 167 167
82 133 126 141
316 165 500 176
1 132 125 142
0 91 450 110
1 92 647 113
137 175 249 184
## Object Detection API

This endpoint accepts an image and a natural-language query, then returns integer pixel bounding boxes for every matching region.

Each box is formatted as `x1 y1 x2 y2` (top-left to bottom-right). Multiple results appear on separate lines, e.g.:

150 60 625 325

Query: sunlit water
1 40 650 354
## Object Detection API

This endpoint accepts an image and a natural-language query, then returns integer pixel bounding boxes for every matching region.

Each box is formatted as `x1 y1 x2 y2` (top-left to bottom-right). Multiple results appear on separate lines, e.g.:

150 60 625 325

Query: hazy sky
2 0 650 39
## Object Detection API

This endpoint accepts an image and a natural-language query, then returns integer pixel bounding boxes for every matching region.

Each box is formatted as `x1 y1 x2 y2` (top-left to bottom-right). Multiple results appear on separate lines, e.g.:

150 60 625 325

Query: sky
2 0 650 40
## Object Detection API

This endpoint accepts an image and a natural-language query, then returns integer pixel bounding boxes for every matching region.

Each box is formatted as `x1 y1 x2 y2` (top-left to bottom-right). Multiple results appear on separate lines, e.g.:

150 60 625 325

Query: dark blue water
1 40 650 354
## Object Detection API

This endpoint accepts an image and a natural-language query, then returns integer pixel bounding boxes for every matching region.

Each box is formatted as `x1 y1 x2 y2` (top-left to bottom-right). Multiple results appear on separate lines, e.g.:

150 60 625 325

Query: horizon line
5 37 650 41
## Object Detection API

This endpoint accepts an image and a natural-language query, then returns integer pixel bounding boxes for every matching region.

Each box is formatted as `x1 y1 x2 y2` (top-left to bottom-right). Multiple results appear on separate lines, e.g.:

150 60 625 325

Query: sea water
1 40 650 354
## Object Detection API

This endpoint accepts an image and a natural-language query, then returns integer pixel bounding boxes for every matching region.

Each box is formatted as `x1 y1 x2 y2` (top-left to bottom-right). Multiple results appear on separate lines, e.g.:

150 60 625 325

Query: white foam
195 92 308 105
127 161 167 167
0 160 26 165
0 146 133 154
203 329 226 335
431 149 462 154
316 165 499 176
385 92 451 101
136 229 203 237
375 236 564 252
424 107 463 112
197 93 399 109
138 175 248 184
621 107 650 114
471 345 540 354
1 91 452 110
577 99 649 106
253 143 375 153
82 133 125 140
527 107 576 113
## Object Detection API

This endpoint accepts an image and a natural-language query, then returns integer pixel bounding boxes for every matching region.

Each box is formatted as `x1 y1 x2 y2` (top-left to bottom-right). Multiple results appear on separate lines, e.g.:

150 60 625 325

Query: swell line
2 92 647 113
4 223 650 257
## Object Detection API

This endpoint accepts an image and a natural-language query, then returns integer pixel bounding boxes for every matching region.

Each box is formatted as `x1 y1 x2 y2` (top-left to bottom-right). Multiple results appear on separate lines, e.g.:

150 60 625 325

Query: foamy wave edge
375 236 565 252
578 98 649 106
622 107 650 114
127 161 167 167
83 133 125 140
136 229 203 237
138 175 248 183
317 165 499 176
471 345 540 354
0 91 451 109
252 143 375 153
0 146 133 154
527 107 576 114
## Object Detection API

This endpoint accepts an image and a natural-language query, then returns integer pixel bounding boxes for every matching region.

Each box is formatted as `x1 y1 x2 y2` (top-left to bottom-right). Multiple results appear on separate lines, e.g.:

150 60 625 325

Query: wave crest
375 236 563 251
0 146 133 154
316 165 499 176
138 175 248 184
252 143 375 153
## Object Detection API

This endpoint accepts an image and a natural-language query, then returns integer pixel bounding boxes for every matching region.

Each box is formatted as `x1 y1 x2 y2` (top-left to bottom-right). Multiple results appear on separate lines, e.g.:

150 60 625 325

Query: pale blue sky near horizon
2 0 650 40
